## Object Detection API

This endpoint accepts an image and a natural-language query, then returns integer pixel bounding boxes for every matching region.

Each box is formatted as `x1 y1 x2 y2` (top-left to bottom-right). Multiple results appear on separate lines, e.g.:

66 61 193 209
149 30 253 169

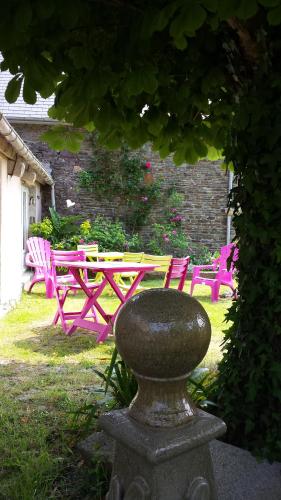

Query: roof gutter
0 112 53 185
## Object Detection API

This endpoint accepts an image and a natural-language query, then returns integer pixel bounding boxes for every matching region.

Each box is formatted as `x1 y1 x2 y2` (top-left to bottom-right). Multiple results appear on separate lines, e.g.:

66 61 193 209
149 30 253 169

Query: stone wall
13 123 230 251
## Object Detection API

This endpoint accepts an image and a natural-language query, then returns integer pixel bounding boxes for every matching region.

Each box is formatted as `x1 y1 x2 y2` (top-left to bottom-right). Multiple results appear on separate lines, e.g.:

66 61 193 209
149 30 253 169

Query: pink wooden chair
190 243 238 302
164 256 190 291
51 249 99 333
25 237 54 298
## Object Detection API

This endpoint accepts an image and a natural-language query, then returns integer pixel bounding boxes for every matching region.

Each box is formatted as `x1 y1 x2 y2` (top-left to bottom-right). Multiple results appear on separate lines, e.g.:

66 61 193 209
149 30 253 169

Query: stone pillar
99 288 226 500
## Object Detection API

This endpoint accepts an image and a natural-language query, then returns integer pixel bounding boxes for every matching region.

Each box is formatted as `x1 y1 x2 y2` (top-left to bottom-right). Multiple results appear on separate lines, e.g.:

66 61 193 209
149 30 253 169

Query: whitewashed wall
0 156 26 311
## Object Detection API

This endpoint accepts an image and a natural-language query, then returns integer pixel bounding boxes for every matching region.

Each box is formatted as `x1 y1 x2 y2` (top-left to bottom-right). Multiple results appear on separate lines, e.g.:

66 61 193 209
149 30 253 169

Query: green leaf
0 58 9 71
218 0 240 19
193 138 208 158
170 3 207 38
202 0 218 12
23 79 37 105
126 67 158 96
40 126 85 152
174 35 188 50
207 146 222 160
156 2 182 30
173 146 186 165
267 5 281 24
68 46 94 70
84 122 95 132
184 147 199 164
259 0 280 6
158 143 171 158
47 105 66 121
14 2 32 32
105 347 118 393
36 0 55 19
235 0 258 20
147 111 168 136
5 75 23 103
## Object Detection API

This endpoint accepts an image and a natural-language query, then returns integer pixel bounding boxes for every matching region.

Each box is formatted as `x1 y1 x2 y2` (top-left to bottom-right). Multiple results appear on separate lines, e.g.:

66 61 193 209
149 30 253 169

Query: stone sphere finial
114 288 211 427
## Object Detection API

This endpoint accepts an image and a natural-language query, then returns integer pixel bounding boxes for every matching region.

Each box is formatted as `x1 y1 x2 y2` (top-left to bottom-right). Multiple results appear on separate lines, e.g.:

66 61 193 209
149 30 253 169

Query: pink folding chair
51 249 99 333
164 256 190 291
25 237 54 298
190 243 238 302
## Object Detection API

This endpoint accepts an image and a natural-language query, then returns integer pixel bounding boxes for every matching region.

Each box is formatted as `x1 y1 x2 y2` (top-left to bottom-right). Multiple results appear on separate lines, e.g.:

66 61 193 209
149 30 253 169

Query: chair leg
211 281 219 302
91 306 97 321
27 277 38 293
190 281 195 296
53 289 68 332
45 275 55 299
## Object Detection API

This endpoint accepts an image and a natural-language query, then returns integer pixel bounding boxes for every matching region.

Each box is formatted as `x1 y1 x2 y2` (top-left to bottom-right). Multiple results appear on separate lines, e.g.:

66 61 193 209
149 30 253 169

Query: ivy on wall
79 137 161 231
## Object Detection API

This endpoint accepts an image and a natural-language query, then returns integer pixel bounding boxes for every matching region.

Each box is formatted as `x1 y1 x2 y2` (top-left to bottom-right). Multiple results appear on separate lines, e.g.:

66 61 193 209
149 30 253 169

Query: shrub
30 217 53 240
148 223 189 257
30 208 81 247
88 216 126 251
124 233 142 252
147 189 190 257
31 210 142 252
189 243 213 265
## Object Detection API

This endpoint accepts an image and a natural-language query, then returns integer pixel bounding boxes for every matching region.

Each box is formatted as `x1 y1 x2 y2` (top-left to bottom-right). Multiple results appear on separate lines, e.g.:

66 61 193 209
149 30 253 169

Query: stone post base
99 408 226 500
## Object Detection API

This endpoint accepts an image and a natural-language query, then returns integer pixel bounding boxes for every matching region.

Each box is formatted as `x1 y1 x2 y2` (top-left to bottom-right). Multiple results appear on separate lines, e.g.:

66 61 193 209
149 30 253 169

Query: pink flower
141 196 148 202
164 236 170 242
172 230 177 235
90 241 97 245
171 215 182 222
163 233 167 238
145 161 151 169
79 239 85 243
171 208 177 213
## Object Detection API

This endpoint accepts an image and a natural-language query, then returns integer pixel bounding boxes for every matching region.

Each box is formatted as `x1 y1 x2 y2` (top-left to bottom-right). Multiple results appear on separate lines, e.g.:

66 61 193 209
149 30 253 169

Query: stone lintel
8 157 26 177
99 408 226 465
0 135 15 160
22 169 36 186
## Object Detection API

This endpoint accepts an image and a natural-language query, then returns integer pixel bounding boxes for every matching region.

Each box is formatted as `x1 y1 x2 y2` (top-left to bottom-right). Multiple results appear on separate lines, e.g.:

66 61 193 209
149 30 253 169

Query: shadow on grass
15 323 114 358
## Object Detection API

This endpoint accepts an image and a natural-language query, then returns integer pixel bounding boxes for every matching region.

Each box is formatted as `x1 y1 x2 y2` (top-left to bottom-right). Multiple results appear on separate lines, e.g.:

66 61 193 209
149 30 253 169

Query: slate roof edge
0 112 53 185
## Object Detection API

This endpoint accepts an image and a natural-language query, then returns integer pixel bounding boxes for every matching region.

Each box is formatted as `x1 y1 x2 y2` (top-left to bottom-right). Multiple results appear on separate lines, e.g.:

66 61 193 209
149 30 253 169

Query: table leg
96 271 146 342
66 268 110 336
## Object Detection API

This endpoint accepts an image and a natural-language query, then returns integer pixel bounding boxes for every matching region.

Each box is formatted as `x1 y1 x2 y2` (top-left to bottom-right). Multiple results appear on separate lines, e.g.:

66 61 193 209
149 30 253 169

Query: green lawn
0 280 232 499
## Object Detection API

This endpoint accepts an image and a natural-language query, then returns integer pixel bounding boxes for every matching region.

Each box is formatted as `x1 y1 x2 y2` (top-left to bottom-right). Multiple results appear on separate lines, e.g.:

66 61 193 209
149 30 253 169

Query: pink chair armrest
211 257 220 267
25 253 50 270
25 253 36 267
192 263 218 279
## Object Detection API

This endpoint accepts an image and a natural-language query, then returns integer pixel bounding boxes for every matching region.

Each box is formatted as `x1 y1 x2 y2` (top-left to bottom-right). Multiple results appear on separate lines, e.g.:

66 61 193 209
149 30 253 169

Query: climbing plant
216 77 281 461
79 138 161 231
1 1 281 460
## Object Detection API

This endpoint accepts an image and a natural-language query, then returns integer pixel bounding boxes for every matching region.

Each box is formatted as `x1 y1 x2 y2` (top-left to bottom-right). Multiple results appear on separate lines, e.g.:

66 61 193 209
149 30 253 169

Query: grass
0 279 232 498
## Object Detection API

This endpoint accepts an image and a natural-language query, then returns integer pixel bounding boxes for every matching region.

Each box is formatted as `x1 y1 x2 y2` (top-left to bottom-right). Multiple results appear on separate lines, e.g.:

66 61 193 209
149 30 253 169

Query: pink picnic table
55 260 158 342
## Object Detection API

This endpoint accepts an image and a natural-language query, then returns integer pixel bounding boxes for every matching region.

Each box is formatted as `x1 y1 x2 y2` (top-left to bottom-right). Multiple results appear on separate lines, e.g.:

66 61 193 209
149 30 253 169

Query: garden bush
30 209 142 252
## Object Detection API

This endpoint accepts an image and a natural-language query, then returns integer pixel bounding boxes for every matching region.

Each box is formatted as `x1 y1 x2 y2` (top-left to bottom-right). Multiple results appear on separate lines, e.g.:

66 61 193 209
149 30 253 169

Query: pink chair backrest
26 237 51 270
164 256 190 291
50 249 87 284
216 243 238 284
218 244 238 272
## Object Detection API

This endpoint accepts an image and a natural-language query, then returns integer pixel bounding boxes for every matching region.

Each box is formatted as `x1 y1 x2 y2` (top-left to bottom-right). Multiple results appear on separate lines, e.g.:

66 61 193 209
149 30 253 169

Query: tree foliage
1 1 281 460
0 0 276 161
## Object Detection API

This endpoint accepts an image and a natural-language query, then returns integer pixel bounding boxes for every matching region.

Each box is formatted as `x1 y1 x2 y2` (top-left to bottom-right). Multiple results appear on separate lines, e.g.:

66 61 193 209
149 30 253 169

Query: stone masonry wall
13 123 229 251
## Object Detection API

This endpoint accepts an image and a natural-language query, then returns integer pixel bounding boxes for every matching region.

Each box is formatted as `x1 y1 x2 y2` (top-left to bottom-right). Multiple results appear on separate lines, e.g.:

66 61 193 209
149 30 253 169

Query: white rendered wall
0 157 25 311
